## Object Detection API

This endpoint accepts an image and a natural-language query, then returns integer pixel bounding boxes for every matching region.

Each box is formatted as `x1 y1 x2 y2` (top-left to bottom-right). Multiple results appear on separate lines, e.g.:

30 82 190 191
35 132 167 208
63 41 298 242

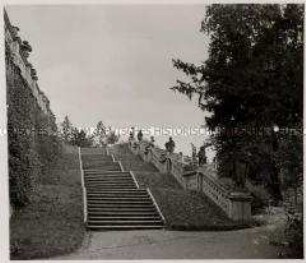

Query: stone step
87 191 148 195
86 186 137 190
84 171 130 176
86 183 136 187
85 180 135 184
82 154 112 158
82 154 111 157
87 197 151 201
84 169 122 172
88 203 155 208
88 220 163 226
83 160 114 164
87 197 149 200
88 216 161 220
83 165 121 169
86 181 135 184
87 189 138 193
81 151 107 155
87 192 148 198
82 155 112 160
87 190 139 194
82 160 113 164
83 164 117 169
85 181 135 186
87 188 146 191
85 178 131 182
88 202 152 207
84 168 123 172
87 211 160 217
83 161 119 165
87 195 150 200
87 207 157 212
87 225 164 230
84 175 129 179
85 180 134 184
87 187 138 191
84 170 128 174
85 174 131 178
81 148 108 152
83 159 117 166
86 190 147 194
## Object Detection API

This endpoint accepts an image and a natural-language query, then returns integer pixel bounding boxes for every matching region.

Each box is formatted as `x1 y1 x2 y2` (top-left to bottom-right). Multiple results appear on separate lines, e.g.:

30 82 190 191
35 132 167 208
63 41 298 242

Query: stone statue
198 145 207 166
137 129 143 142
165 137 175 153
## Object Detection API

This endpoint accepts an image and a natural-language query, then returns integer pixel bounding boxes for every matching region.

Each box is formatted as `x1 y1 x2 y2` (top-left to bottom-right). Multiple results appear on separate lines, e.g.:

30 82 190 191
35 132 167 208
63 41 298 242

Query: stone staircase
80 147 164 230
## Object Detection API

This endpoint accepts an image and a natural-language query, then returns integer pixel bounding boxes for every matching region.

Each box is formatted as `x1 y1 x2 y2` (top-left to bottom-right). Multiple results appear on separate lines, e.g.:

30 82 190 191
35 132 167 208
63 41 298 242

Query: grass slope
10 145 85 260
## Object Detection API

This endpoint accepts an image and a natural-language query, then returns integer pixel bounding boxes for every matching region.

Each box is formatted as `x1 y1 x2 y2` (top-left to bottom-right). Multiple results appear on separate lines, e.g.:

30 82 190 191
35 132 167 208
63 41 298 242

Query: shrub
283 213 303 258
6 45 62 208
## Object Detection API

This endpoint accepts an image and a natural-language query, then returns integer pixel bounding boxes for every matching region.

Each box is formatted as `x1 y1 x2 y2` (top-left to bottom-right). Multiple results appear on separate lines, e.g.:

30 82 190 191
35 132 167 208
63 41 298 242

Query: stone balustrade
129 139 252 222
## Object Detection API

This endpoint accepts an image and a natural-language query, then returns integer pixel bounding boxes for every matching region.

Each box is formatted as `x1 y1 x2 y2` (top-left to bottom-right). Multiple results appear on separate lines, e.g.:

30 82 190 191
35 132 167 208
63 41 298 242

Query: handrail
130 170 140 188
111 153 116 162
117 160 124 172
147 187 166 224
78 147 87 223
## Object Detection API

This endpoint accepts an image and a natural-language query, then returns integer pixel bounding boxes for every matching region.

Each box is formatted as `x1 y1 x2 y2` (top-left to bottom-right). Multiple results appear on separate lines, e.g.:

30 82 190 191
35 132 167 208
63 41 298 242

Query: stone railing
197 167 252 222
129 139 252 222
78 147 87 224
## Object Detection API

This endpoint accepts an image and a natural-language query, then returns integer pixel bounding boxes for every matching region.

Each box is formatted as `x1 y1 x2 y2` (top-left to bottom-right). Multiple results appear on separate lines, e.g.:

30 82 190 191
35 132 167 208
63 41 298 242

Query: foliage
93 121 107 146
171 4 303 198
35 111 62 175
60 115 74 143
59 118 120 147
7 53 62 208
106 129 120 145
282 213 303 258
70 128 94 148
274 126 303 191
59 117 95 147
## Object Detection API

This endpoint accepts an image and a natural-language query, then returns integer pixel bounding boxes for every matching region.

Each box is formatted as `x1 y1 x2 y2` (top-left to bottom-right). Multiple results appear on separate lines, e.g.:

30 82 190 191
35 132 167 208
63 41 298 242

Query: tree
93 121 107 147
171 4 303 197
70 128 94 147
60 116 73 143
106 129 119 145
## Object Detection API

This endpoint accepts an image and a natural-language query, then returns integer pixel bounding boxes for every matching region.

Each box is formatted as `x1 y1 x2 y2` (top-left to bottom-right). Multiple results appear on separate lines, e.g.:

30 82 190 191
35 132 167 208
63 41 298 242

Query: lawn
10 145 85 260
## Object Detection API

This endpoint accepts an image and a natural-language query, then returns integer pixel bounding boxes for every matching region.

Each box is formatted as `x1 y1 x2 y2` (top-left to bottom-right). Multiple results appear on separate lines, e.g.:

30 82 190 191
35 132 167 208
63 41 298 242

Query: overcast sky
6 4 213 157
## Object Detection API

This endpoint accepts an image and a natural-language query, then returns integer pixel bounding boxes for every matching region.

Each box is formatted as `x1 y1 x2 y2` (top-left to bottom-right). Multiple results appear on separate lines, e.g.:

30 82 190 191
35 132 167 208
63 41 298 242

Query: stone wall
5 10 62 211
4 9 52 116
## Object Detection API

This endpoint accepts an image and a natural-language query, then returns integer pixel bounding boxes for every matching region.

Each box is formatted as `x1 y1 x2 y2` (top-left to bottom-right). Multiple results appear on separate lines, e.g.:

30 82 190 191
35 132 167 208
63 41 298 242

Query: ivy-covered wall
5 10 62 208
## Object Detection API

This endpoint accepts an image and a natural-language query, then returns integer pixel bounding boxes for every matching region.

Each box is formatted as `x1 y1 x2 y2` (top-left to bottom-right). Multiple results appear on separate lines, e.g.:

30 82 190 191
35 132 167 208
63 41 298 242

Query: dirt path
51 224 280 259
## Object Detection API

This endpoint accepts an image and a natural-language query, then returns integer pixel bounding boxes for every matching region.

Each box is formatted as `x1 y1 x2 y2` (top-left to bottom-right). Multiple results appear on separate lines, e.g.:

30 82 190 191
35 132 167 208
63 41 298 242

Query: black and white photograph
1 1 304 260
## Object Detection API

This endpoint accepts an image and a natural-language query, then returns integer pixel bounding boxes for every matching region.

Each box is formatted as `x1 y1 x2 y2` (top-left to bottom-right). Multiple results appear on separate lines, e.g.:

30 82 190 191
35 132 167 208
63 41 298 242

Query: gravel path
50 225 279 259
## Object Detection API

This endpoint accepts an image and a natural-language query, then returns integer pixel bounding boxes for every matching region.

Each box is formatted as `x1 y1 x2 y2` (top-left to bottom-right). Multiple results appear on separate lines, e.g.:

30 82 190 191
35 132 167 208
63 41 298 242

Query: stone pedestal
228 191 253 222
